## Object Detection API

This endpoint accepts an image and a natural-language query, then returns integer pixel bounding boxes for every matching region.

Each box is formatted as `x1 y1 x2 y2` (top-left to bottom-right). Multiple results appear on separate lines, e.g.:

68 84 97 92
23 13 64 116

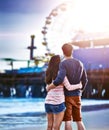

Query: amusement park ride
0 1 109 98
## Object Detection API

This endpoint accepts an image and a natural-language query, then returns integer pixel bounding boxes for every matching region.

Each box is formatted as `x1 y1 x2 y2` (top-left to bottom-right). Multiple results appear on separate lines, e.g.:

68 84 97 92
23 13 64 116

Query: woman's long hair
45 55 60 84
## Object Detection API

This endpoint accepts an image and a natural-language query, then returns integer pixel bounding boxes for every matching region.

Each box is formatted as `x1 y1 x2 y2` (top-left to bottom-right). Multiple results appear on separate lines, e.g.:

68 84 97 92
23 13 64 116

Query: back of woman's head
45 55 60 84
49 55 60 67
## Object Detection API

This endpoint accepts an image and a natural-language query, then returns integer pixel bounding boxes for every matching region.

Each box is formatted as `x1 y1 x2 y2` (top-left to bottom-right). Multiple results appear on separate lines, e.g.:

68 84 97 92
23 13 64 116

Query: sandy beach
10 109 109 130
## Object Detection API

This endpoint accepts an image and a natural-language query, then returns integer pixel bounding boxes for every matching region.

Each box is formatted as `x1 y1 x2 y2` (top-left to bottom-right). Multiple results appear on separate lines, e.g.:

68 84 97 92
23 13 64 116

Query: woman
45 55 82 130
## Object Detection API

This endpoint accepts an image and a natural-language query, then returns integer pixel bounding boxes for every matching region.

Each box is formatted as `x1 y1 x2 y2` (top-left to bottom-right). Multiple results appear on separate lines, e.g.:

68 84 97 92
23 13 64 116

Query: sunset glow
43 0 109 52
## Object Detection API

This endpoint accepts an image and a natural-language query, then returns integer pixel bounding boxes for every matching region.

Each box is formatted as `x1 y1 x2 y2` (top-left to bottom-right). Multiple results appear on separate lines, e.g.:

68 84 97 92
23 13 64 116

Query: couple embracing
45 43 88 130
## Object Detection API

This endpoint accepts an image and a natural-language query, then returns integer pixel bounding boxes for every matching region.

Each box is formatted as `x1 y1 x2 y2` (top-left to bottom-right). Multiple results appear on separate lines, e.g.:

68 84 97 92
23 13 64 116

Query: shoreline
9 109 109 130
10 125 47 130
1 99 109 130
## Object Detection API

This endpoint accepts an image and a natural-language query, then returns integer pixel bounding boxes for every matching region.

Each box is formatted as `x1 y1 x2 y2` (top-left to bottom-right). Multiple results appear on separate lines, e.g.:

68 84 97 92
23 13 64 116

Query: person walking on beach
46 43 88 130
45 55 82 130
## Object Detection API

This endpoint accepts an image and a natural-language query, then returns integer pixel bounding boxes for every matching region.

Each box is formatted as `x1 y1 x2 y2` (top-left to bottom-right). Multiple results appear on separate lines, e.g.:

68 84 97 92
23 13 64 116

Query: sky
0 0 66 70
0 0 109 71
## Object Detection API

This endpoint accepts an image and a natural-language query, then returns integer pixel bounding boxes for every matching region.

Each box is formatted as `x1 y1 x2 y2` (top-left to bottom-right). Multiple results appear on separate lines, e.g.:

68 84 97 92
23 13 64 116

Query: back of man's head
62 43 73 57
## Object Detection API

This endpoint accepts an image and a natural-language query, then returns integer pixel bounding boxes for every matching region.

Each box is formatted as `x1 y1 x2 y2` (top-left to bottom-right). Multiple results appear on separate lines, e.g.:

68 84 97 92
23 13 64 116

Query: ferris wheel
41 1 79 55
41 0 109 54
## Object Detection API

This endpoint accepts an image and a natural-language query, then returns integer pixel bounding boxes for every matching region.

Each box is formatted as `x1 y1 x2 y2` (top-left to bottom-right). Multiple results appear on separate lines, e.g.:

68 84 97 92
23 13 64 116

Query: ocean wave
0 98 45 115
3 112 46 117
0 115 46 130
0 98 46 130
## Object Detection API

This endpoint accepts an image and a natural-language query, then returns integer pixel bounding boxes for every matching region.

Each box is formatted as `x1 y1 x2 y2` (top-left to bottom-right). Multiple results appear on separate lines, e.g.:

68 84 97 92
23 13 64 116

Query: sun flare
42 0 109 52
60 0 109 33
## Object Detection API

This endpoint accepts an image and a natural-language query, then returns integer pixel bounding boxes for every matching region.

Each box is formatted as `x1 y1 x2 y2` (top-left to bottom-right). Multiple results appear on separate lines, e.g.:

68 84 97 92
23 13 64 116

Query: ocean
0 98 46 130
0 98 109 130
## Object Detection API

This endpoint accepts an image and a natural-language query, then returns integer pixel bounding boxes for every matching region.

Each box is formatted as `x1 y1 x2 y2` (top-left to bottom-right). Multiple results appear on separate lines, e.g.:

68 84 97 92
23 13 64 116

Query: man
46 43 88 130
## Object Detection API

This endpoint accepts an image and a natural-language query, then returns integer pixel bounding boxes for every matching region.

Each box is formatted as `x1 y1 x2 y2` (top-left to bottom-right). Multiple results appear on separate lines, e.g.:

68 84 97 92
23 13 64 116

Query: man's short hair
62 43 73 56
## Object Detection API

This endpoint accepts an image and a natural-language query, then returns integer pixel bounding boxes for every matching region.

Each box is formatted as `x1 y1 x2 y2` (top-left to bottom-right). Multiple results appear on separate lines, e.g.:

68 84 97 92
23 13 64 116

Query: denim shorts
45 102 66 114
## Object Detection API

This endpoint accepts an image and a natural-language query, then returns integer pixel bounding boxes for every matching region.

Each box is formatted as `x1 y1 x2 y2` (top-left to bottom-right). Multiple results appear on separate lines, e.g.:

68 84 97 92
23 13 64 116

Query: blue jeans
45 102 66 114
